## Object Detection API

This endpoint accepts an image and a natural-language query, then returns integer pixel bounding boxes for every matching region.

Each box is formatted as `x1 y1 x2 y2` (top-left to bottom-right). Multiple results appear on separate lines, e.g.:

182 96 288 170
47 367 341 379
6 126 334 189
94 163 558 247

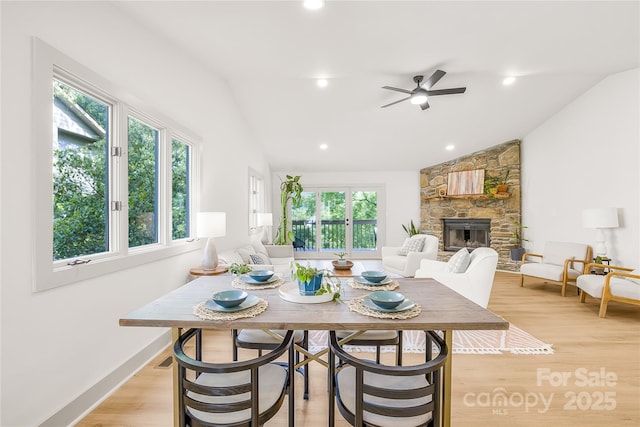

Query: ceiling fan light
303 0 325 10
410 91 428 105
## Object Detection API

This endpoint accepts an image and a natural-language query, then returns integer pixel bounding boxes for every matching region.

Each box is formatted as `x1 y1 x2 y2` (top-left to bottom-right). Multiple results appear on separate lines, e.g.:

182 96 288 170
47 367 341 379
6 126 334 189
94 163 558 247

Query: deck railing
291 219 377 252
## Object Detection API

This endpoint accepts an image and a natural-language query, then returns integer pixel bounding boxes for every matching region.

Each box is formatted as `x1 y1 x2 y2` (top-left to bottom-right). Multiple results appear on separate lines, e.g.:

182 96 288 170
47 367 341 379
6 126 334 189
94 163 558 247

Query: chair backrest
465 247 499 307
174 328 295 427
421 234 439 254
329 330 448 426
543 241 591 266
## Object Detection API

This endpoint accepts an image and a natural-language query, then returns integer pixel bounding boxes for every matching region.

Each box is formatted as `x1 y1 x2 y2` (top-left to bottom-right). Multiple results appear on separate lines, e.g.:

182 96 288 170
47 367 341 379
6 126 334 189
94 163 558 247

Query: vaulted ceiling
115 1 639 172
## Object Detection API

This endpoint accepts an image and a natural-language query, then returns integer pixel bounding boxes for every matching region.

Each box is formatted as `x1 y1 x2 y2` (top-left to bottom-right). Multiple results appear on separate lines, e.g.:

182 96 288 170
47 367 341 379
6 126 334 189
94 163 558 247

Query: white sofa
415 247 499 308
218 237 294 277
381 234 439 277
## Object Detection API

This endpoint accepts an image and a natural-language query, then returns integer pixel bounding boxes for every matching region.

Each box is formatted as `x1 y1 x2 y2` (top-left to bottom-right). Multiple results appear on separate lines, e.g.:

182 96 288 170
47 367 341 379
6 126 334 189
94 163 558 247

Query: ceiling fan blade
422 69 446 89
426 87 467 96
382 86 412 95
380 96 411 108
420 101 430 110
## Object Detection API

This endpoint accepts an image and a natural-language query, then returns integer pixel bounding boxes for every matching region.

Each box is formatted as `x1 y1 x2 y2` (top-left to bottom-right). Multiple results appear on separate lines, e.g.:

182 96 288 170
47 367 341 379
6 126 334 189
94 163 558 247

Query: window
33 39 200 291
248 169 264 231
172 139 190 240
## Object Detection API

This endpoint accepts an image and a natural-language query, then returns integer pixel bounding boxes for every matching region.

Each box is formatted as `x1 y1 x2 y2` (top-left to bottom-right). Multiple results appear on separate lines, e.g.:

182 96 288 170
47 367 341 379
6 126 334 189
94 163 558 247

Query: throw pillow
236 245 257 263
447 248 471 273
399 235 426 256
249 253 271 265
250 236 270 257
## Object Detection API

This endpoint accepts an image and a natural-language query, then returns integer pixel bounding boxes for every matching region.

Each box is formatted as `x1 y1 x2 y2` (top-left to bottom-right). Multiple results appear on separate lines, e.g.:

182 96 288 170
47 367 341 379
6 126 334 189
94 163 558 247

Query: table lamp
256 212 273 244
582 208 619 257
197 212 226 270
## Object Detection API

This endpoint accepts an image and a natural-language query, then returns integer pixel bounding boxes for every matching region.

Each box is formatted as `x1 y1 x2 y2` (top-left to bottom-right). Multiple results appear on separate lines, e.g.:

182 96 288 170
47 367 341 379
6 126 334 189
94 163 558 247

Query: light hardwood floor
77 271 639 426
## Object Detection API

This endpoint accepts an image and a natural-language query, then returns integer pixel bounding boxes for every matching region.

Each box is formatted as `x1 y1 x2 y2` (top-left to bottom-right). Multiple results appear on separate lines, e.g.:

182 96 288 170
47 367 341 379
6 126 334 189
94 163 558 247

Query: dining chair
174 328 296 427
328 330 448 427
334 330 403 365
232 329 310 399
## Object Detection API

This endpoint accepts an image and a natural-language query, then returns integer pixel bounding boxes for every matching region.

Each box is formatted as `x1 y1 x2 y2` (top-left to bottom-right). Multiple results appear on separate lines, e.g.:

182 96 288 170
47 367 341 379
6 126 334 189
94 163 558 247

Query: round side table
189 266 228 278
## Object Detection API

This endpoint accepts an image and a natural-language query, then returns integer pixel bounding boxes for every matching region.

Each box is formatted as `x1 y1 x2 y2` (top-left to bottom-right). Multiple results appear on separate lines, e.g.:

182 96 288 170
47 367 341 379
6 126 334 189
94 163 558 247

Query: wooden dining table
120 274 508 427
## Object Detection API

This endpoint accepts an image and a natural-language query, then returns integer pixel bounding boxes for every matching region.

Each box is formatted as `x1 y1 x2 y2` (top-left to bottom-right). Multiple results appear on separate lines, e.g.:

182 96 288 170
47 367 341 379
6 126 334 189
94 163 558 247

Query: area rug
308 325 554 355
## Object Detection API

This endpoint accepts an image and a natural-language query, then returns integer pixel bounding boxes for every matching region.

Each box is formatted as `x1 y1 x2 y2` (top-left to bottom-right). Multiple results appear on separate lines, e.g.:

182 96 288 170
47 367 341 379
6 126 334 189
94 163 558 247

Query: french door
291 186 384 259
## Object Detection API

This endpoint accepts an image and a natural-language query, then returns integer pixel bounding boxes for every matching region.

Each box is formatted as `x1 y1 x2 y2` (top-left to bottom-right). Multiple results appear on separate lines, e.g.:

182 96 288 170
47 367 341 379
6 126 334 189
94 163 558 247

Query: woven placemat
347 278 399 291
231 276 285 290
193 299 268 321
348 295 421 320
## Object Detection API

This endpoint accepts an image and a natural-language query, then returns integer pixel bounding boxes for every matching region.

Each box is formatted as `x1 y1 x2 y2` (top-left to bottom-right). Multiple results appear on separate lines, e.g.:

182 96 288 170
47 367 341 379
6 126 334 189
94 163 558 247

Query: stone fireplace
443 218 491 252
420 140 522 271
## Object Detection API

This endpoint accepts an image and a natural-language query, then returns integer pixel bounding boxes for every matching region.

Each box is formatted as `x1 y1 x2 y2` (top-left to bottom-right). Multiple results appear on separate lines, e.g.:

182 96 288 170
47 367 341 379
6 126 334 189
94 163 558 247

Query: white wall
0 2 269 425
271 171 420 249
522 68 639 269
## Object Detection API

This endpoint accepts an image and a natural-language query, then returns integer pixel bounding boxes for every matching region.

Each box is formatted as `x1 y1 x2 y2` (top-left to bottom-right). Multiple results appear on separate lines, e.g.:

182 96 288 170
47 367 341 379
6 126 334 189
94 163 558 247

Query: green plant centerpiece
274 175 303 245
402 220 420 237
229 263 251 276
291 261 341 301
509 218 529 261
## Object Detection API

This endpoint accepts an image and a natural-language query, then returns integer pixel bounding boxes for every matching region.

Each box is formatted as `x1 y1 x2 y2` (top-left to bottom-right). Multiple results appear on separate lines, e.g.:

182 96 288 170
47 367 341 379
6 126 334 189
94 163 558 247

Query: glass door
291 187 383 258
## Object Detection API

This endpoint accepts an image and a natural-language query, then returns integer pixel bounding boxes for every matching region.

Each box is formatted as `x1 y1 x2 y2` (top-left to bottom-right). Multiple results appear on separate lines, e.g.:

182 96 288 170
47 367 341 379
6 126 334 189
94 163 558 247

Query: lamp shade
197 212 226 237
582 208 619 229
256 213 273 227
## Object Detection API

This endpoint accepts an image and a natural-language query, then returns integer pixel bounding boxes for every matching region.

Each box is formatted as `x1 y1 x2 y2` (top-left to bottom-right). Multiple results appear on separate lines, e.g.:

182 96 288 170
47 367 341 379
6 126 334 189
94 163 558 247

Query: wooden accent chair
328 330 448 427
520 241 592 296
232 329 310 399
577 263 640 318
174 328 296 427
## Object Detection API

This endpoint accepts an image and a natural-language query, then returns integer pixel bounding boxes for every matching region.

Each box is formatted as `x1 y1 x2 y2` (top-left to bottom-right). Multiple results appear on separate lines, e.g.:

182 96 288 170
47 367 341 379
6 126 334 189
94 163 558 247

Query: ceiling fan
381 70 466 110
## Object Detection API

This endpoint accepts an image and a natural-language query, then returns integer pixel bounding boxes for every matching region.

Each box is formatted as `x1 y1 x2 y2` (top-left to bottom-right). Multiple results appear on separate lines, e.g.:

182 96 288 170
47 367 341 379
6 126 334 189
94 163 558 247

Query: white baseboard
40 330 171 427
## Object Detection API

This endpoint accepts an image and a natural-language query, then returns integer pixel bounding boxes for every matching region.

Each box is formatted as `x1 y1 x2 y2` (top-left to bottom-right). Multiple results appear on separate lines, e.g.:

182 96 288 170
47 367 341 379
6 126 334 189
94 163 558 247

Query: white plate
354 276 393 286
240 274 279 285
279 282 335 304
204 294 260 312
361 295 415 312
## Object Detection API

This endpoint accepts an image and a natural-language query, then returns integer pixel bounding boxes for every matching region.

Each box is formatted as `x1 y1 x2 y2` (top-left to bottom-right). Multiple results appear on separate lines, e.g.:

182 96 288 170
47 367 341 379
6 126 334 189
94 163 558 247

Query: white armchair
577 263 640 318
381 234 439 277
520 241 592 296
415 247 499 308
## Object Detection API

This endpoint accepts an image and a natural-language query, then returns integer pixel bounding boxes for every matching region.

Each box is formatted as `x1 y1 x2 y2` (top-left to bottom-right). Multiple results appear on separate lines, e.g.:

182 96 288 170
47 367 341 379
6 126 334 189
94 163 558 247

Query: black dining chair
232 328 310 399
334 330 403 365
174 328 296 427
328 330 448 427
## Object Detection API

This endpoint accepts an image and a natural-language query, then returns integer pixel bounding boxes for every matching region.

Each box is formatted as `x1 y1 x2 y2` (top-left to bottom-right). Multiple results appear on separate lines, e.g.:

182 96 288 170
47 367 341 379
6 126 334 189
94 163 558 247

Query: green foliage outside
52 80 189 261
291 190 377 250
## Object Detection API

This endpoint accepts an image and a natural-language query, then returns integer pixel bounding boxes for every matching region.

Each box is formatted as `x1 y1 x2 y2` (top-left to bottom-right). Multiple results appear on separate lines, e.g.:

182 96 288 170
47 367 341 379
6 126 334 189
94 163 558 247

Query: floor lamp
197 212 226 270
257 213 273 244
582 208 619 257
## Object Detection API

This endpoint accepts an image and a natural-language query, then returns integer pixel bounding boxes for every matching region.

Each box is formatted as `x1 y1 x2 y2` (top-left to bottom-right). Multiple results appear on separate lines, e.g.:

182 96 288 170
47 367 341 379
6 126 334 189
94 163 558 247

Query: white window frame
32 38 201 292
248 168 265 233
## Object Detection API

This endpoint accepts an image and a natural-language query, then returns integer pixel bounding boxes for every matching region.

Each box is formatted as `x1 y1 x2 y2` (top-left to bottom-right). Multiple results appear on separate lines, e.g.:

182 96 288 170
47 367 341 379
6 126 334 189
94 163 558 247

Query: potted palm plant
274 175 303 245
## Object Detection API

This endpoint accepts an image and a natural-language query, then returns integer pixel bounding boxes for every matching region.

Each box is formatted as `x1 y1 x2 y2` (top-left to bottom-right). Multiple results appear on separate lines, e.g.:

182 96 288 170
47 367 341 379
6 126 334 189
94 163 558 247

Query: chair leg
599 298 609 318
520 274 525 287
561 278 567 297
303 330 309 400
580 291 587 303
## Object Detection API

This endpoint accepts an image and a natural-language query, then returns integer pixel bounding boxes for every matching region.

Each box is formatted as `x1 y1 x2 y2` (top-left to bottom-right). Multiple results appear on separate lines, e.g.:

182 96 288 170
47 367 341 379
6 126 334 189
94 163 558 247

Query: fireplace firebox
443 219 491 252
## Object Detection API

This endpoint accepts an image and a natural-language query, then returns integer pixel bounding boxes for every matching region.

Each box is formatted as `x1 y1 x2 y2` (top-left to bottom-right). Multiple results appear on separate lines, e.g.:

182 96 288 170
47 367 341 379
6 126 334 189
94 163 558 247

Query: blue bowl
212 290 248 308
248 270 275 282
369 291 405 309
361 270 388 283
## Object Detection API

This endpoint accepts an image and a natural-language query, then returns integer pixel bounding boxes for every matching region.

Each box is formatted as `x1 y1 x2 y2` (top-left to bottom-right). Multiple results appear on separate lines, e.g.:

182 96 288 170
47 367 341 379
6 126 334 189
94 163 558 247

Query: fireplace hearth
443 219 491 252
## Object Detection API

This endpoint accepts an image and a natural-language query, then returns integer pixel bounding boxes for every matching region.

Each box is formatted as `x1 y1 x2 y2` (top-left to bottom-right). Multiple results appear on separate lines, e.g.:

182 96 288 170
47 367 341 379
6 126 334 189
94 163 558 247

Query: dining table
120 273 509 427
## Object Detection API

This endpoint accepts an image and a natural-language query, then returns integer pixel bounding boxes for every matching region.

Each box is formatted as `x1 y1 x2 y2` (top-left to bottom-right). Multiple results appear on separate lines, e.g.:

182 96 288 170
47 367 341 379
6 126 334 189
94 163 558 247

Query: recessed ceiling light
446 144 455 151
503 76 516 86
303 0 324 10
319 143 328 150
317 79 328 88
